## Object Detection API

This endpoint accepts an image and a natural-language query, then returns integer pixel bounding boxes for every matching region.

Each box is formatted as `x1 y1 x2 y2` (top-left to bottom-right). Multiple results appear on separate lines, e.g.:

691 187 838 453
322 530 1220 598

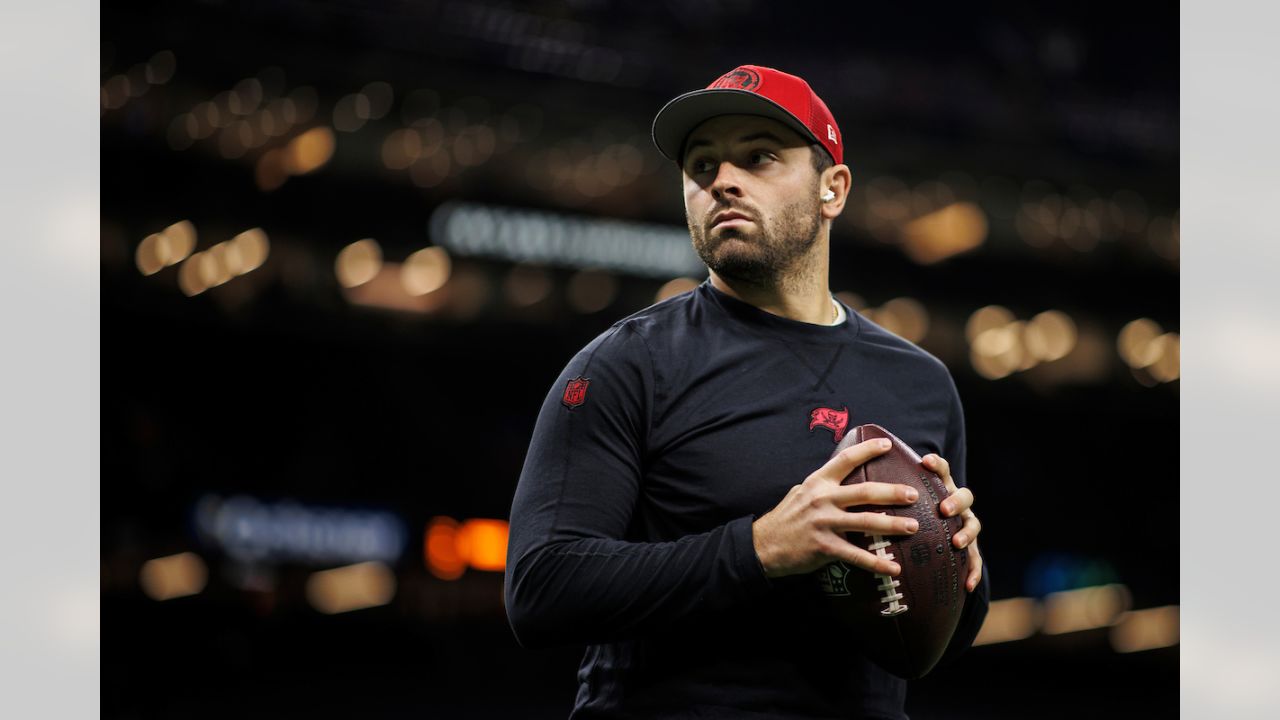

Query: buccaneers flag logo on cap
709 67 761 91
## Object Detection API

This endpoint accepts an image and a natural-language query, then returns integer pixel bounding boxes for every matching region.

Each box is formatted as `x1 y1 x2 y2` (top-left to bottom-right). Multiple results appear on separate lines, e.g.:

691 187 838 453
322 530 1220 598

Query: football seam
868 516 908 617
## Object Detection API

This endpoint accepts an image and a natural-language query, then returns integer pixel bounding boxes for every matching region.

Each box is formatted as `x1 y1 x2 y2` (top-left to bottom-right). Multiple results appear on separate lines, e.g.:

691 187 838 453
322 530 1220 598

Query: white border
1182 2 1280 717
0 0 101 715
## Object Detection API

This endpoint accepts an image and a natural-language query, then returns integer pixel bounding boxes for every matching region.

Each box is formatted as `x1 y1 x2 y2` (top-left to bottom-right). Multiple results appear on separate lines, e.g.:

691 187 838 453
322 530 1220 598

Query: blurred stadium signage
429 201 705 278
194 494 407 565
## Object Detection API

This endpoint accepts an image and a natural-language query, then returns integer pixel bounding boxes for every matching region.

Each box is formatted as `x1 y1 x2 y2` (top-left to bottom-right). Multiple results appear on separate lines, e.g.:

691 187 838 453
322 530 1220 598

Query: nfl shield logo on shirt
562 376 590 408
817 561 852 597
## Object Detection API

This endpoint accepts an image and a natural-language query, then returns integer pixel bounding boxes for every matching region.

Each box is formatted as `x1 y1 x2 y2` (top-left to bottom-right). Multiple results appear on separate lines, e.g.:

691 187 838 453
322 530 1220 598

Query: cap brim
651 88 823 164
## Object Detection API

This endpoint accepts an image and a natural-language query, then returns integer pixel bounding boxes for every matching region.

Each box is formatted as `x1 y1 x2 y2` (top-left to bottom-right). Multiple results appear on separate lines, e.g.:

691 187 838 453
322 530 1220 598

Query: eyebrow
684 131 789 155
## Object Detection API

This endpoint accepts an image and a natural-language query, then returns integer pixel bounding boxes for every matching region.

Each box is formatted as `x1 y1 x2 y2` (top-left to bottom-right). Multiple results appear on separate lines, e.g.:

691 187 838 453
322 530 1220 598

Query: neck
708 240 834 325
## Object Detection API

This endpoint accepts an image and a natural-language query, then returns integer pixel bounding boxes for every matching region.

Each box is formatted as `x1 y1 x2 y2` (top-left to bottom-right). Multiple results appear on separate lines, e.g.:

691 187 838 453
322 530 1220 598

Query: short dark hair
810 141 833 177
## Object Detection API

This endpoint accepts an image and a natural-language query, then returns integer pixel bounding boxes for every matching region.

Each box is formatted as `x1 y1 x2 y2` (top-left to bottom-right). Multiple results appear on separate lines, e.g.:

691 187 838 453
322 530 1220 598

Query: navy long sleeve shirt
505 279 989 719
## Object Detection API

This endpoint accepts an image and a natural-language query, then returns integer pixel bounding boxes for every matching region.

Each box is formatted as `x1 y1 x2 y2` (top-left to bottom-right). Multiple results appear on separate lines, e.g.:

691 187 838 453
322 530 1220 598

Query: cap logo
709 68 761 91
828 124 837 143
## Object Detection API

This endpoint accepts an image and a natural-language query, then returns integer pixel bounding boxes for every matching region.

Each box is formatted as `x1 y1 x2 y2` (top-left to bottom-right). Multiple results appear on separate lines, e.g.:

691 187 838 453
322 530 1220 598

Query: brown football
815 423 969 679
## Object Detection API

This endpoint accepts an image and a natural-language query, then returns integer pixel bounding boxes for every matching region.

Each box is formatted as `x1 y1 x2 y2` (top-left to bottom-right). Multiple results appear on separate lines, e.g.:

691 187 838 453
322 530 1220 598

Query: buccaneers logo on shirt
562 376 590 408
809 405 850 443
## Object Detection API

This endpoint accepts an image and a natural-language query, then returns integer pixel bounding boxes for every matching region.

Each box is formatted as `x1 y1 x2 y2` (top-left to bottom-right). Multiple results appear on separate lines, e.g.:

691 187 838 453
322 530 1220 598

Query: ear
819 164 853 220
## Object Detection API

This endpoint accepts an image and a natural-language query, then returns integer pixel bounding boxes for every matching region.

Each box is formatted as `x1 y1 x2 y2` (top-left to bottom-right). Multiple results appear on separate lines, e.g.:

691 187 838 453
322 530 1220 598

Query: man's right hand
751 437 919 579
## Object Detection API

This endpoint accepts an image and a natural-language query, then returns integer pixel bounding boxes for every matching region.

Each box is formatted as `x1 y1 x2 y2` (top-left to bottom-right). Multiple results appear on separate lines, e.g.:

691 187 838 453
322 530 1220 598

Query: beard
687 193 823 288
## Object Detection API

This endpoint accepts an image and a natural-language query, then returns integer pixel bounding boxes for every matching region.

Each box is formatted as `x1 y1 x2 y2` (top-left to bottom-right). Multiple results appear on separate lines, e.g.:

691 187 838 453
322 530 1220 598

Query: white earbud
821 189 836 202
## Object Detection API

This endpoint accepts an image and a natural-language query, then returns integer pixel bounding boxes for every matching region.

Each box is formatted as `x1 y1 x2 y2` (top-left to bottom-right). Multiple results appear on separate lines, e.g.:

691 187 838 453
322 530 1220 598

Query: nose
708 161 745 202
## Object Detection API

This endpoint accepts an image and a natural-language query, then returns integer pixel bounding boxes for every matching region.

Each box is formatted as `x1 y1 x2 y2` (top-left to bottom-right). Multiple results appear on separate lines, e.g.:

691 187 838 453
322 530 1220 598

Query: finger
829 510 919 536
818 438 894 483
953 511 982 548
940 487 974 517
965 543 983 591
824 533 901 576
922 453 951 484
830 481 918 508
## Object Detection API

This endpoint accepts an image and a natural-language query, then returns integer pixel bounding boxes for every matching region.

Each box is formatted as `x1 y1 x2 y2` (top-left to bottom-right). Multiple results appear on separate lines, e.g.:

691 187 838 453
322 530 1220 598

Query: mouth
710 211 753 230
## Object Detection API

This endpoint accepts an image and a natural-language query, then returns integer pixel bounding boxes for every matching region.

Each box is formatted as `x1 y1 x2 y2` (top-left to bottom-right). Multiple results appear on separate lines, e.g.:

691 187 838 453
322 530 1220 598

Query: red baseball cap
651 65 843 167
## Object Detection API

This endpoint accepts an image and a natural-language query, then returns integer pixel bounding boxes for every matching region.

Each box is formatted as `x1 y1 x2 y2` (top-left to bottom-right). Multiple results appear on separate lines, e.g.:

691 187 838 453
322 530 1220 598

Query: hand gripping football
815 423 969 679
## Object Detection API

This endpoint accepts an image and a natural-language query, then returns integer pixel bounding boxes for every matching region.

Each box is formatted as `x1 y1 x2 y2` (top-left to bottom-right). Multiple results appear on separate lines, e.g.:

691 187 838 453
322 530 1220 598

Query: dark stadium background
101 2 1178 717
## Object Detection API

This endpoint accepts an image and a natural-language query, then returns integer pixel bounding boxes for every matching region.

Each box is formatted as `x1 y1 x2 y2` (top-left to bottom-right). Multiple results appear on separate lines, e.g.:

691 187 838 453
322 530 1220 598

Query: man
505 65 988 719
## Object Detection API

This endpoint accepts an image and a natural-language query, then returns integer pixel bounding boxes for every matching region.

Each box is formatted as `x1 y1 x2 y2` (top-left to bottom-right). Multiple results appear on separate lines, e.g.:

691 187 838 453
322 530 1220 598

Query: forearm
504 515 770 649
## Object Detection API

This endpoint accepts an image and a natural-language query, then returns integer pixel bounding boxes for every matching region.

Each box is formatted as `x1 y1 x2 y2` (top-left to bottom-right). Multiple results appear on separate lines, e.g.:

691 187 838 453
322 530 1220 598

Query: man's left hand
922 453 983 592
